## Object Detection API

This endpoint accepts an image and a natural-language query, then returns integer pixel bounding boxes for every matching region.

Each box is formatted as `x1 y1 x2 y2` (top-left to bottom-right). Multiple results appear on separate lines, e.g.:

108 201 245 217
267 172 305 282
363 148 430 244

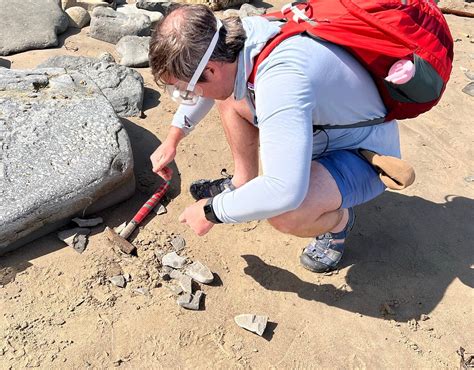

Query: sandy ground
1 4 473 369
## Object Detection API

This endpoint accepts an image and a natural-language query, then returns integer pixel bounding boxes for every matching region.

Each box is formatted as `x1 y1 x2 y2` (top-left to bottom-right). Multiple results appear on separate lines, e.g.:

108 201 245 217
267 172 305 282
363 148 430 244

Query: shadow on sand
242 191 474 321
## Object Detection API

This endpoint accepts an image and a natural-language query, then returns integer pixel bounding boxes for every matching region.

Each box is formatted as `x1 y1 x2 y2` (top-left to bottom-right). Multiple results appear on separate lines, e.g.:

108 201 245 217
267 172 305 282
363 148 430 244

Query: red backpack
248 0 454 127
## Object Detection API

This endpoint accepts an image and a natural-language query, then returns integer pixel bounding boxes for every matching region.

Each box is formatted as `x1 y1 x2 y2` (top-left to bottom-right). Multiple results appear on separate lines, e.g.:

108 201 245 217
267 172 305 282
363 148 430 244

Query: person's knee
268 212 301 235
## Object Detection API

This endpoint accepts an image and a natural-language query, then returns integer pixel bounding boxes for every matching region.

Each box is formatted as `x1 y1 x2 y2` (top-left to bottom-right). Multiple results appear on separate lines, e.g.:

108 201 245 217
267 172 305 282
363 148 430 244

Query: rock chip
57 227 90 253
185 261 214 284
109 275 126 288
0 0 69 56
38 55 144 117
170 235 186 252
66 6 91 28
116 4 163 27
116 36 151 67
72 217 103 227
177 290 203 310
0 68 134 254
462 82 474 97
90 7 151 44
162 252 187 269
234 314 268 336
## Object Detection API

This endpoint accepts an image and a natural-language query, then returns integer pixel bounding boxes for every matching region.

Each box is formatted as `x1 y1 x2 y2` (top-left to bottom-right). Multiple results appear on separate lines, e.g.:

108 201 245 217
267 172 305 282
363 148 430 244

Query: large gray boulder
0 0 69 56
0 68 135 254
38 55 144 117
136 0 172 12
89 7 151 44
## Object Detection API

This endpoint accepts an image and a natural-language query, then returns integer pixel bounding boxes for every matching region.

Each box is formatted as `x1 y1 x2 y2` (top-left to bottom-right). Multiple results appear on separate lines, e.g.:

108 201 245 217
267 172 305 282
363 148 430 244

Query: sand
1 4 473 368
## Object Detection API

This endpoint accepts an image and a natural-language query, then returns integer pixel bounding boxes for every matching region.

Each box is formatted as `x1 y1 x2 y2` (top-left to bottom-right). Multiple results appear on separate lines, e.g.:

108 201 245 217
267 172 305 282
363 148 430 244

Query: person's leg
269 150 385 272
215 97 259 187
268 161 348 237
190 97 259 200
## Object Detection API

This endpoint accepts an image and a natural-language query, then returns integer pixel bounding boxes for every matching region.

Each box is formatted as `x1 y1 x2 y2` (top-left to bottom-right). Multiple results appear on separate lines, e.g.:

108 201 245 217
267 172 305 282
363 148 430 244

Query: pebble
154 203 167 215
71 217 103 227
109 275 126 288
185 261 214 284
465 71 474 80
170 235 186 252
123 273 131 282
134 287 148 295
462 82 474 97
177 290 203 310
162 252 186 269
420 314 430 321
464 175 474 183
234 314 268 336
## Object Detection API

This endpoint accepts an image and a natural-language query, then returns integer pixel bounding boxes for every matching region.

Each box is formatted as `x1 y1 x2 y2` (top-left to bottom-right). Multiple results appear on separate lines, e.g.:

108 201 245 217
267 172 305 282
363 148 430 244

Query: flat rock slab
185 261 214 284
38 55 144 117
90 7 151 44
0 68 134 254
0 0 69 56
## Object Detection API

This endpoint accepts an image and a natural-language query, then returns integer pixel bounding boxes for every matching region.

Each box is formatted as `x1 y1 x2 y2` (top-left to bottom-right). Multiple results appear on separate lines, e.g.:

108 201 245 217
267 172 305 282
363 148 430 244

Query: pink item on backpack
385 60 416 84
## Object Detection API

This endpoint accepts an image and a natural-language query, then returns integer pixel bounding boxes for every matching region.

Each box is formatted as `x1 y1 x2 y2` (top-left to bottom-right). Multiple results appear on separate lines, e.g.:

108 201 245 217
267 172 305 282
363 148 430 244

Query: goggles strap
186 18 223 92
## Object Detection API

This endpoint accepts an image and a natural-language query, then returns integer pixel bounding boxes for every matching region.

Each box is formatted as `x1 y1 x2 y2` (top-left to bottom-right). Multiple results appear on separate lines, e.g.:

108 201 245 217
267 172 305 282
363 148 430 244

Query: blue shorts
316 150 386 209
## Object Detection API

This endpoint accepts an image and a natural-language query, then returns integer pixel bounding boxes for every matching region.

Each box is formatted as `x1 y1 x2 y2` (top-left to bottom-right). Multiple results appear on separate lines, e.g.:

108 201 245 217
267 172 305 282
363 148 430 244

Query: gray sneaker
300 208 355 273
189 169 236 201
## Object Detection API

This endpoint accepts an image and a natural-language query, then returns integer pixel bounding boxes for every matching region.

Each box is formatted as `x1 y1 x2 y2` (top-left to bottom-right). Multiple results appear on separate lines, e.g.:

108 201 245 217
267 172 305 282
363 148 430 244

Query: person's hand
179 199 214 236
150 140 176 180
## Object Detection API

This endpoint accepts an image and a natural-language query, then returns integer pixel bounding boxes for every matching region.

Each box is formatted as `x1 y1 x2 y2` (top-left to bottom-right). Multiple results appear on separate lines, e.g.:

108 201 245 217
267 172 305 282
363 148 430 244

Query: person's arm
150 97 215 176
213 58 316 223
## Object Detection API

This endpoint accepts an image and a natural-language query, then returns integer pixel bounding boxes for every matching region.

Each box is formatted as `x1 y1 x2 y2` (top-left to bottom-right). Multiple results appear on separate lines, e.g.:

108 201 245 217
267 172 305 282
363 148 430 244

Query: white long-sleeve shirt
171 17 401 223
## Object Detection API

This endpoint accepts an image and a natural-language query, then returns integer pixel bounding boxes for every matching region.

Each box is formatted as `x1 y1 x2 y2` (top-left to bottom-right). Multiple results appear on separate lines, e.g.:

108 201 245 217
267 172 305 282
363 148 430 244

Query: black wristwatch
203 198 222 224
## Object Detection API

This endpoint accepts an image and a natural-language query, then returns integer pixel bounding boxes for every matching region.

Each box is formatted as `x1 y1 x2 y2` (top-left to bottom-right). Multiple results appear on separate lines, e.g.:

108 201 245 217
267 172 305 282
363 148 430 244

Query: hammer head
105 226 137 255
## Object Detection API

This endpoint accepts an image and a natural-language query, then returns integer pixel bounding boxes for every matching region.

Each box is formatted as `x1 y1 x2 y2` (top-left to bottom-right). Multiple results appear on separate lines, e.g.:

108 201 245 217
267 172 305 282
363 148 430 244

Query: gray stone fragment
0 0 69 56
177 273 192 293
114 221 127 234
116 36 151 68
162 252 186 269
66 6 91 28
465 71 474 80
464 175 474 183
38 55 144 117
0 68 134 254
168 284 183 295
72 217 103 227
170 235 185 252
90 7 151 44
234 314 268 336
136 0 172 12
153 203 167 215
134 287 148 295
462 82 474 96
177 290 203 310
116 4 163 27
109 275 126 287
185 261 214 284
57 227 91 253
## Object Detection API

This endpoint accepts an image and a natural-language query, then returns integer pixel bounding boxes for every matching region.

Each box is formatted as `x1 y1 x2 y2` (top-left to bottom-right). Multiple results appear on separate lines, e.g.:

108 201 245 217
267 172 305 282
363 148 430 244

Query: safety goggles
166 18 223 105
